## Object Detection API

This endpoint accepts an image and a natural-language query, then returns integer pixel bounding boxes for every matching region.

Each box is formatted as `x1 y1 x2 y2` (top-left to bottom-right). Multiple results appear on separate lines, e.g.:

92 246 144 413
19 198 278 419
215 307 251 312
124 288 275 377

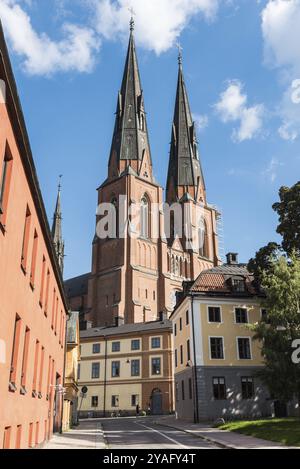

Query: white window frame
207 305 223 324
91 362 100 379
131 338 141 351
150 355 163 377
92 343 101 354
234 307 249 325
150 335 162 350
209 336 225 361
236 336 253 360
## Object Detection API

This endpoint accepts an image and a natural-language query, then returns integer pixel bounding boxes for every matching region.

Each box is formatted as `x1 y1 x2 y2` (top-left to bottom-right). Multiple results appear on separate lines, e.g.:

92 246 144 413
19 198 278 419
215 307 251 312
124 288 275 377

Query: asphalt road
102 417 219 449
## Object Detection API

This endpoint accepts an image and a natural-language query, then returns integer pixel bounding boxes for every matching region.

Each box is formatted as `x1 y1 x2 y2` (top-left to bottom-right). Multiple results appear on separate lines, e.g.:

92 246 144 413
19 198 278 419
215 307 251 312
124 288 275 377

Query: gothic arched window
140 196 149 239
111 196 119 238
198 219 209 259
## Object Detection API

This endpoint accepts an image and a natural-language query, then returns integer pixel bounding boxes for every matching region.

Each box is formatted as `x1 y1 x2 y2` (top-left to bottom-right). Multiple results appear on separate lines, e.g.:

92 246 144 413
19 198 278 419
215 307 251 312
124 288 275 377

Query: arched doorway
150 388 163 415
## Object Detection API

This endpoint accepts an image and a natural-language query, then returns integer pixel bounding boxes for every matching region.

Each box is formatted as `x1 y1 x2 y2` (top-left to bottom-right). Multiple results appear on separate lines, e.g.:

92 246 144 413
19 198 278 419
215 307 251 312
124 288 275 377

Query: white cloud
92 0 221 54
193 113 209 131
262 157 283 183
0 0 100 75
214 80 264 142
278 121 298 142
0 0 232 75
261 0 300 140
262 0 300 73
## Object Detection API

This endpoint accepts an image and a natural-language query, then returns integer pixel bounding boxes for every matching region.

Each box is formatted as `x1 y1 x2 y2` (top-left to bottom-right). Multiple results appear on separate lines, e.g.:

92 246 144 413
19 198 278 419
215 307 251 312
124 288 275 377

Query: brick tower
85 22 220 327
87 18 163 327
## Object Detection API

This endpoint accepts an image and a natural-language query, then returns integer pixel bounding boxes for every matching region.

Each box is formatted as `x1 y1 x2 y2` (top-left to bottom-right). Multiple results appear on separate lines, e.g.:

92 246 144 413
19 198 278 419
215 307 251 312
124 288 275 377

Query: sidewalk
154 416 297 449
43 420 107 450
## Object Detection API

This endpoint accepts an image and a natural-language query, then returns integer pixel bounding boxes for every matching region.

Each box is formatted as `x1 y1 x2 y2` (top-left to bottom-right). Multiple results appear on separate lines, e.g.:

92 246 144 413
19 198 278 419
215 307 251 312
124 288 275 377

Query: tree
250 254 300 409
273 181 300 256
247 181 300 412
248 242 281 284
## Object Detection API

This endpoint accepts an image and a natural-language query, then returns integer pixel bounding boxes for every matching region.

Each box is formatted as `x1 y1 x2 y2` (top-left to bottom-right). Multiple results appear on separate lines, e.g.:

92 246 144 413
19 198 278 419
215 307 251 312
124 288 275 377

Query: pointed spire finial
177 42 183 67
58 174 63 192
128 7 136 32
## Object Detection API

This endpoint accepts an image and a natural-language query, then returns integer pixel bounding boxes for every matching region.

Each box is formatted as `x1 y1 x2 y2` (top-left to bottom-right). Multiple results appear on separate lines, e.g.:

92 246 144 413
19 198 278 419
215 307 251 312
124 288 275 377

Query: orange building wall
0 79 67 448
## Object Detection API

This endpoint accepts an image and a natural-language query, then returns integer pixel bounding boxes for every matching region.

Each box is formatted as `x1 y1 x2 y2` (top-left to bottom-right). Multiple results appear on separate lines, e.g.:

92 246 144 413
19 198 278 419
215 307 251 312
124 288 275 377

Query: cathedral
66 18 221 329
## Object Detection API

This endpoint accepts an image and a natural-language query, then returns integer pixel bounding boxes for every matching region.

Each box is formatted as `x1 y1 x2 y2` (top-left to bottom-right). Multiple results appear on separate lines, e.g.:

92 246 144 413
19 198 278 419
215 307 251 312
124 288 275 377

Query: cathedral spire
108 16 152 181
52 176 65 275
166 51 206 204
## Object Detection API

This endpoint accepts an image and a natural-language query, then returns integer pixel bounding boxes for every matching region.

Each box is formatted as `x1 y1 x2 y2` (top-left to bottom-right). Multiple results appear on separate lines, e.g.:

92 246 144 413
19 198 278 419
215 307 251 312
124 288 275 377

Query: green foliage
248 181 300 404
250 254 300 402
273 181 300 256
247 242 281 284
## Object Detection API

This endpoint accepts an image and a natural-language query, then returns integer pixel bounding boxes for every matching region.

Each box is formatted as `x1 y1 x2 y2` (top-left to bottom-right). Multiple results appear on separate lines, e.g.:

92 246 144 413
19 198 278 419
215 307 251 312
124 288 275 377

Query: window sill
0 221 6 235
21 264 27 276
8 381 17 393
20 385 27 395
30 282 35 292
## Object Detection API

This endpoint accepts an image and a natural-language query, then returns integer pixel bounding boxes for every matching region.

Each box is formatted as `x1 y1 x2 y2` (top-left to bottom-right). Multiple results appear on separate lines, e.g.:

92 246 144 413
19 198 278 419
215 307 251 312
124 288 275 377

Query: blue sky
1 0 300 280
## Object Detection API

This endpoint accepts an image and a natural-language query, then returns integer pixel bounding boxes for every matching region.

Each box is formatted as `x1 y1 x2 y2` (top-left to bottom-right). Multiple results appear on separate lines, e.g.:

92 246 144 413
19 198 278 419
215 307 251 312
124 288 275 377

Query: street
100 417 218 449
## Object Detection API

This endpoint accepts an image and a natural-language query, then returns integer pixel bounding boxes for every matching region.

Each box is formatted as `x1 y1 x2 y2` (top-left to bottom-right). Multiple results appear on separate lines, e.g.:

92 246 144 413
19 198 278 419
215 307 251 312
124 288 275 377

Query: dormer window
232 278 246 293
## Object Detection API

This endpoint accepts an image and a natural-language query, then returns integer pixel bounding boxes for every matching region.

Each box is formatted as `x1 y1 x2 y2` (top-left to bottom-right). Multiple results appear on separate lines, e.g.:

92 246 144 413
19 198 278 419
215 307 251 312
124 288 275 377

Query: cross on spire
58 174 63 191
177 42 183 66
128 7 136 31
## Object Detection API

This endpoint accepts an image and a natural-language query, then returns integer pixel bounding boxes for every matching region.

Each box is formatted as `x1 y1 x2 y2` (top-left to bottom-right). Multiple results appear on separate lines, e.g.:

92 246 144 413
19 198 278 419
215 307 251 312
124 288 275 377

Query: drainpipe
191 295 199 423
103 337 108 418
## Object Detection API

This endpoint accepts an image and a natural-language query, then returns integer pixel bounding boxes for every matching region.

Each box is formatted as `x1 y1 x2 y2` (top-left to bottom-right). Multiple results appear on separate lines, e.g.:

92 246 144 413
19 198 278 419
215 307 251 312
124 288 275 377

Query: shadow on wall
209 384 271 420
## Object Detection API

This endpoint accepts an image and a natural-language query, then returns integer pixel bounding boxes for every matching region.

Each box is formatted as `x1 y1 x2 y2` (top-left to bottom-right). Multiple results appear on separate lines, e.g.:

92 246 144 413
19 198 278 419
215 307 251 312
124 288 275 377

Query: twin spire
166 46 206 204
108 15 152 180
109 17 205 202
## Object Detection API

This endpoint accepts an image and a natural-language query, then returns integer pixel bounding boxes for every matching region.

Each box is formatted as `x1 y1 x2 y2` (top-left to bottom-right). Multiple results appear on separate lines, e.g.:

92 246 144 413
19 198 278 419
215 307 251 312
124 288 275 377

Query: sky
0 0 300 280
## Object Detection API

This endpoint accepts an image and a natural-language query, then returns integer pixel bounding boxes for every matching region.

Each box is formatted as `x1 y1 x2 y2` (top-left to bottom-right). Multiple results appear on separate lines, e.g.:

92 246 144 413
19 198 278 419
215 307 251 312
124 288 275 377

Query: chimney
226 253 239 265
79 320 93 331
115 316 124 327
158 310 168 322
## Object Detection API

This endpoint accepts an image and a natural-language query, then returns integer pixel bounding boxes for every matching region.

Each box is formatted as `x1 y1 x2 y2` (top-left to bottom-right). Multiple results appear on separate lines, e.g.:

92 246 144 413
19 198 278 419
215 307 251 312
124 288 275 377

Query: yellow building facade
62 312 80 431
78 320 173 417
171 254 272 422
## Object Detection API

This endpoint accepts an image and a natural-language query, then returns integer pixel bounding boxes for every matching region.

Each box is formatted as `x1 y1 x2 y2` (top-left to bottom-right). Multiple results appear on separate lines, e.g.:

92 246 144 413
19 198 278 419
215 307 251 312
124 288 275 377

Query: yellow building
78 320 173 417
62 312 80 431
171 253 272 422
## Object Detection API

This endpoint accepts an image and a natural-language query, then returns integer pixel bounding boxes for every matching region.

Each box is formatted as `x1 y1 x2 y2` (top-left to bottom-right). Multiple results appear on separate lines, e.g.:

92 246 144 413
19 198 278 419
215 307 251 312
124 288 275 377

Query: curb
154 421 234 449
99 423 109 449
